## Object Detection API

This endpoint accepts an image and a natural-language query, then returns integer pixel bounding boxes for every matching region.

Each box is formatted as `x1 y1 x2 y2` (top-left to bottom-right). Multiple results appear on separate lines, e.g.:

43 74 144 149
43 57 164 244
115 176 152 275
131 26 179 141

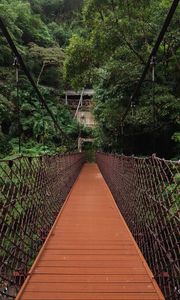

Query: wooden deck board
29 274 151 283
16 164 165 300
19 292 161 300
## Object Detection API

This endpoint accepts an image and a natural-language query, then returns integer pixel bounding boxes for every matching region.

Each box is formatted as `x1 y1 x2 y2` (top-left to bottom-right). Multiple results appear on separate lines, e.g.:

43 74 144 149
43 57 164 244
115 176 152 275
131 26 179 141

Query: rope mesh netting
96 152 180 300
0 153 85 298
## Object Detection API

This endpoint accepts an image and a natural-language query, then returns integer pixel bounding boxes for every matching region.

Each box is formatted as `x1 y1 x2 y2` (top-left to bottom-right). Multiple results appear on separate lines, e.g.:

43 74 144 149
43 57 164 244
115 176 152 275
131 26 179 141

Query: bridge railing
96 152 180 300
0 153 85 298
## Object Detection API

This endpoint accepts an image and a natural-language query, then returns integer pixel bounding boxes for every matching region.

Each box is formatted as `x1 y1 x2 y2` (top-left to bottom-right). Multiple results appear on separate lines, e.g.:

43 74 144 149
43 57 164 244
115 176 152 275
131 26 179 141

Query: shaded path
16 164 165 300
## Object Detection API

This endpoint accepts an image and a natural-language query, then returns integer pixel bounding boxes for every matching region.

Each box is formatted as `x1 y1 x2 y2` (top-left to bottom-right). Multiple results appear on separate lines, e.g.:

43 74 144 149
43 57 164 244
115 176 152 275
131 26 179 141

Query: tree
64 0 180 158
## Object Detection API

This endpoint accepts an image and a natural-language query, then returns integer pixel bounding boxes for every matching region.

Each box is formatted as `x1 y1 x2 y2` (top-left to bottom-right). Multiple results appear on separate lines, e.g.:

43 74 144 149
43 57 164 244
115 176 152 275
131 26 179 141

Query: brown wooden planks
29 274 151 283
16 164 165 300
40 254 141 261
20 292 161 300
25 282 156 293
32 266 147 275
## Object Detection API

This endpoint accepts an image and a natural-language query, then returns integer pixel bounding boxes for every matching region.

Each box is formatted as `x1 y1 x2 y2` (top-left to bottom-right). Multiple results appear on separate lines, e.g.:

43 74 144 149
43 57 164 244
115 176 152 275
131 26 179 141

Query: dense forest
0 0 180 159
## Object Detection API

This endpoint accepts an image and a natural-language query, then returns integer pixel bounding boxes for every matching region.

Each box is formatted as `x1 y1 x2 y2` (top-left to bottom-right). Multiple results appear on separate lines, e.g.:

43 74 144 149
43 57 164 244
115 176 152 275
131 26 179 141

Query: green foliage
172 132 180 159
64 0 180 158
0 0 54 46
0 0 85 158
48 22 72 47
28 43 64 64
0 0 180 158
172 132 180 143
0 94 14 119
0 135 12 158
27 43 65 87
64 34 95 88
30 0 83 21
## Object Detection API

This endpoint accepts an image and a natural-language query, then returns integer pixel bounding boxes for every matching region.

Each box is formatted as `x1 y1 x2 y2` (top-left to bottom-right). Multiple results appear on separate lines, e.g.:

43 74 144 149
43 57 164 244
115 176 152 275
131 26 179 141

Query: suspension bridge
0 153 179 299
0 1 180 299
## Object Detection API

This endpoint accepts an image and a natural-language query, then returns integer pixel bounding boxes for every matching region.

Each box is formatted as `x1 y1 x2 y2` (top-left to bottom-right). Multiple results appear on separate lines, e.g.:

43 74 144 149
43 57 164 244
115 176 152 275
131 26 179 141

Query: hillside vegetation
0 0 179 159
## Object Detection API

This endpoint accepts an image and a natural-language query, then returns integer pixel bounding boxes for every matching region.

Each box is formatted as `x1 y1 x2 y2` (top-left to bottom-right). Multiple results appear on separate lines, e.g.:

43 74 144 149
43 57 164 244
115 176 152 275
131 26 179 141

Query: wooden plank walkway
16 164 165 300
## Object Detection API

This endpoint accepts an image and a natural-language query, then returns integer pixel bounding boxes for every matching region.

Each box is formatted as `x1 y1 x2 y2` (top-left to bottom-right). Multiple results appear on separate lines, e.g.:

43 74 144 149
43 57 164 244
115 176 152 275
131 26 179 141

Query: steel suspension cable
121 0 180 124
0 17 69 140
